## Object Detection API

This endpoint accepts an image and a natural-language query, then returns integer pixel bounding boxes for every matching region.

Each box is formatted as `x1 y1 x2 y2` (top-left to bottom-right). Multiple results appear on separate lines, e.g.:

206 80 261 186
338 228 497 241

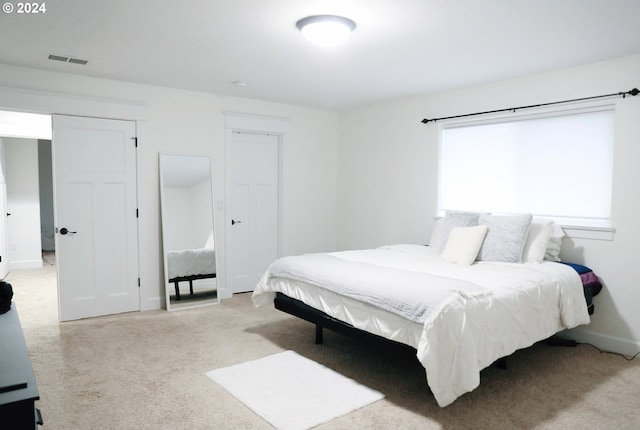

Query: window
438 106 614 237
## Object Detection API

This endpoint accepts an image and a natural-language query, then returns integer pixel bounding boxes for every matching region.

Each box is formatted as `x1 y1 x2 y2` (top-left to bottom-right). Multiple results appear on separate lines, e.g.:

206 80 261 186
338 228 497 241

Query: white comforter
167 248 216 280
252 244 590 407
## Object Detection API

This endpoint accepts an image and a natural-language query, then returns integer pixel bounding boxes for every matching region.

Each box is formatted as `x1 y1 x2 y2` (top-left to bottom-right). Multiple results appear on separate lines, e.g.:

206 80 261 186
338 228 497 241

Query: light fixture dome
296 15 356 47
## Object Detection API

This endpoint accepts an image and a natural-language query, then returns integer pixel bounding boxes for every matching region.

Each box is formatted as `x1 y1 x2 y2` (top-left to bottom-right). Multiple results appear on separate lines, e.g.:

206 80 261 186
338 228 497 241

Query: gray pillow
477 214 533 263
436 211 483 252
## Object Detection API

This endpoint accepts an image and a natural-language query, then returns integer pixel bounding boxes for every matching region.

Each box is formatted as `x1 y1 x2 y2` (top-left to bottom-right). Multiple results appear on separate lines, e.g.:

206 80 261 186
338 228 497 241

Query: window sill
561 224 614 241
432 215 615 240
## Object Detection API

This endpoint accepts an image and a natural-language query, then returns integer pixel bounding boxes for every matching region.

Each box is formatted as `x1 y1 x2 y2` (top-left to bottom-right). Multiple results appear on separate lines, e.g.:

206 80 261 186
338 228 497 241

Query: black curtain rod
421 87 639 124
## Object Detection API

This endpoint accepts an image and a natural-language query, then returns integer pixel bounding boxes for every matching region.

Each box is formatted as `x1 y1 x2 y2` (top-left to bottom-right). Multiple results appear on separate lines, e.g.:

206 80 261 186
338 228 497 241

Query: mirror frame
159 152 219 311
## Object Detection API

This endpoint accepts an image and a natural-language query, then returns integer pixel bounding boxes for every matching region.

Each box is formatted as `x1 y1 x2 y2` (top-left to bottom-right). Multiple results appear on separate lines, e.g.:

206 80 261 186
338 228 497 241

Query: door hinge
136 208 139 218
132 137 138 147
138 278 141 287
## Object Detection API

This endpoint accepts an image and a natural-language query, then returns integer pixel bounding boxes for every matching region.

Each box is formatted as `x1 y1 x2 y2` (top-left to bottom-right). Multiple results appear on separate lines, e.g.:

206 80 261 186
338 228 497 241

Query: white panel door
227 132 278 293
53 115 139 321
0 139 7 279
0 185 7 280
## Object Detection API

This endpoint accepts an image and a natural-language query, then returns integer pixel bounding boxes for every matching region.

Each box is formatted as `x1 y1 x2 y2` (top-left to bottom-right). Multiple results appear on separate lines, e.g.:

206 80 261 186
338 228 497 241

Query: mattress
167 248 216 280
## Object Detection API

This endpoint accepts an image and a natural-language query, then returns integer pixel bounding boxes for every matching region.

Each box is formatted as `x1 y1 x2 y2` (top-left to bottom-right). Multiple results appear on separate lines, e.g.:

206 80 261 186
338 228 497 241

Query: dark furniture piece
0 303 42 429
169 273 217 300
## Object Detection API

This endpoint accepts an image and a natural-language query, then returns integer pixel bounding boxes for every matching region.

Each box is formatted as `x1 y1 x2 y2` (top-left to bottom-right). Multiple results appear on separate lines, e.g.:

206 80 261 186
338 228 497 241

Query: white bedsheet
252 244 590 407
167 248 216 279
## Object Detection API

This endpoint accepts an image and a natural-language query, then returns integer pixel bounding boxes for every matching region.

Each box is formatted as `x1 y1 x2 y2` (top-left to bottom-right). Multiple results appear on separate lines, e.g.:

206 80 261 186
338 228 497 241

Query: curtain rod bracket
421 87 638 124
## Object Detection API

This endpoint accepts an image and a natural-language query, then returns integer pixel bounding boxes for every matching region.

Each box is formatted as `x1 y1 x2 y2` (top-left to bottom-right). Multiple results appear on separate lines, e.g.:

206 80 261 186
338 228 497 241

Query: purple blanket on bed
560 262 602 296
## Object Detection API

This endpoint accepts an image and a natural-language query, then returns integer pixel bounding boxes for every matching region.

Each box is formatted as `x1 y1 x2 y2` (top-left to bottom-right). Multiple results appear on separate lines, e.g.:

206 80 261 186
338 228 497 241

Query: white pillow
441 225 488 265
477 213 533 263
522 219 553 263
544 221 565 261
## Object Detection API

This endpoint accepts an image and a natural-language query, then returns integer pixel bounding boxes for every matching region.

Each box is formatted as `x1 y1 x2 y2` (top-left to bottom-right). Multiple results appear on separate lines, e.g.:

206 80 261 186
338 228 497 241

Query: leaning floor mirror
159 153 219 311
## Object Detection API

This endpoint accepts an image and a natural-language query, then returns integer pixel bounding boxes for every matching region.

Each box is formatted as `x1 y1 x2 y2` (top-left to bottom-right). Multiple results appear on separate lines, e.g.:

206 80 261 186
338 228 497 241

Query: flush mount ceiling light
296 15 356 47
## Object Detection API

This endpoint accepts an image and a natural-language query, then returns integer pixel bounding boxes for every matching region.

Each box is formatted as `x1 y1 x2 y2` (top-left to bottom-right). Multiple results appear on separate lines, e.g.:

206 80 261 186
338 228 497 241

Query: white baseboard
141 296 162 311
9 259 43 270
564 327 640 357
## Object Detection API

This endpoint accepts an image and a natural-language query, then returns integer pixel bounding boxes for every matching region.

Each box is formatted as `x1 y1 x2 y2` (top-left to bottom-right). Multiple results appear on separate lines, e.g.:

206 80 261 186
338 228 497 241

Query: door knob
231 219 242 226
59 227 77 235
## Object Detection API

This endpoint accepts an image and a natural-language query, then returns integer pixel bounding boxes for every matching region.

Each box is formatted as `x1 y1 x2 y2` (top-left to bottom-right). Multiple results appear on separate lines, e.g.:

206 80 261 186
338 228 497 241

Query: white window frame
437 102 616 240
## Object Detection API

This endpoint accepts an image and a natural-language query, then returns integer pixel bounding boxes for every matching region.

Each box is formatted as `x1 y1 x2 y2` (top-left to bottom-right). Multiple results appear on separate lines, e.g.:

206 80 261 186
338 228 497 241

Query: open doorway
0 110 55 306
2 107 142 321
2 138 54 268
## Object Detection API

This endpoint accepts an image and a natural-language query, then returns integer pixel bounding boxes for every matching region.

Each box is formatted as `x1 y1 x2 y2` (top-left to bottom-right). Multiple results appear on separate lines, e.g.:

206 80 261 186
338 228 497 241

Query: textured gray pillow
477 214 533 263
436 211 483 252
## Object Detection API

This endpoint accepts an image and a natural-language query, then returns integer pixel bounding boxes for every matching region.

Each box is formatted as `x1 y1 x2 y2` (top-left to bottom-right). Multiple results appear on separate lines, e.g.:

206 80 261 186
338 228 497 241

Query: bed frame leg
315 324 323 344
174 281 181 300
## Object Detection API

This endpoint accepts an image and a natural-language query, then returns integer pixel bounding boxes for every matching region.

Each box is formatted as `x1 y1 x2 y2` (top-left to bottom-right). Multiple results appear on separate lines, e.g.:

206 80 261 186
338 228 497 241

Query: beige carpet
6 259 640 430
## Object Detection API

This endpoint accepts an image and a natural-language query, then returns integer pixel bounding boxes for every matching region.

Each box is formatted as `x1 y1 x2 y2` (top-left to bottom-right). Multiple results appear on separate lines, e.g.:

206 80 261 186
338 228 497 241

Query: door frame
0 86 149 316
223 112 289 300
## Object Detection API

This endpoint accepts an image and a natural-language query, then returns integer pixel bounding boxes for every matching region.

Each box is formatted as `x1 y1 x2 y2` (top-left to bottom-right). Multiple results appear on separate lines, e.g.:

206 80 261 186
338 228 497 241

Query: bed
252 213 600 407
167 248 216 300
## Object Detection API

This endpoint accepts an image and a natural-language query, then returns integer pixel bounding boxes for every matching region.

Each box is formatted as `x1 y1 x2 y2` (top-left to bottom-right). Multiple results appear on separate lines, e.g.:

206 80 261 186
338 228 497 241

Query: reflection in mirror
159 153 218 311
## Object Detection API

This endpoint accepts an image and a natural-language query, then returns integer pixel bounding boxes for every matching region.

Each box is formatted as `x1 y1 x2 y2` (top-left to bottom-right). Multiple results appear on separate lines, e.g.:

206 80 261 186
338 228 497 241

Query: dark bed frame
273 286 595 368
274 292 408 347
273 292 509 368
169 273 216 300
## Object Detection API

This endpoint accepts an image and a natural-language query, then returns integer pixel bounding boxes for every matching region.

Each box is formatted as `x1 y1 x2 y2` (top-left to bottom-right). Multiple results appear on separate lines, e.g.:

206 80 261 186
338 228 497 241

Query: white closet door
0 185 7 280
53 115 139 321
0 139 8 280
226 131 279 294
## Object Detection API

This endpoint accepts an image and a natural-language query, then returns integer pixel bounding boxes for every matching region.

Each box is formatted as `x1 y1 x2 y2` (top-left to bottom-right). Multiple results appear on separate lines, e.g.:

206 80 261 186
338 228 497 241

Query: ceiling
1 0 640 110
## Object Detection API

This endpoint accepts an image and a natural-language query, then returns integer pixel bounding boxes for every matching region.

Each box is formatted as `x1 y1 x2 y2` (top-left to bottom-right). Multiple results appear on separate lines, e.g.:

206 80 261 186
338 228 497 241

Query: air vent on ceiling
48 54 88 65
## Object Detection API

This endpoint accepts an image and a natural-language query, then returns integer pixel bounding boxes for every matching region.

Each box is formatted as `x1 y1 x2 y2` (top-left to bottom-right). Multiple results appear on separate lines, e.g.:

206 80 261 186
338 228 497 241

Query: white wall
0 63 339 310
3 137 43 269
38 140 55 252
337 54 640 355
